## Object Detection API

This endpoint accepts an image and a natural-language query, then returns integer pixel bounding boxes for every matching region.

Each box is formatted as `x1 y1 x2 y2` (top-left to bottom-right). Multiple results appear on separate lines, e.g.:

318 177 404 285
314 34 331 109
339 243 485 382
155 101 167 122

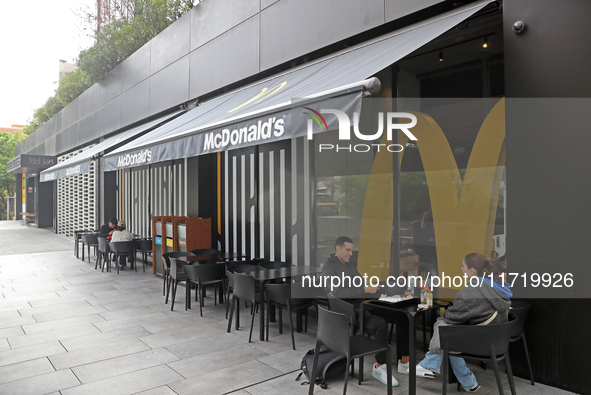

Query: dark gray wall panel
99 67 122 106
190 0 259 51
78 83 100 118
190 16 259 98
121 79 150 126
260 0 384 70
385 0 443 22
149 55 190 115
77 111 99 147
98 97 122 137
121 43 151 92
151 12 191 75
61 96 80 131
61 124 80 153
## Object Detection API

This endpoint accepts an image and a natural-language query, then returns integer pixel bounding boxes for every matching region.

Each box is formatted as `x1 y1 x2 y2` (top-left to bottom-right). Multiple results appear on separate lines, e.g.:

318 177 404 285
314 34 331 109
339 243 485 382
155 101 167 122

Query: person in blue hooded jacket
415 252 512 392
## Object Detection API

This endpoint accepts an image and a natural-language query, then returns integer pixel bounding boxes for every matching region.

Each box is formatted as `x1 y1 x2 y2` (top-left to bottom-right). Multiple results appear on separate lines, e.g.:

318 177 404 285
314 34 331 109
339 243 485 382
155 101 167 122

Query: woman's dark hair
464 252 504 283
117 225 125 231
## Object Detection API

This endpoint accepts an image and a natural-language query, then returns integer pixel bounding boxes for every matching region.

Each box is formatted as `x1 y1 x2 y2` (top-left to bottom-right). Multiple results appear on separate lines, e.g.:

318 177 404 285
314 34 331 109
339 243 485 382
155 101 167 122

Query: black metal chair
97 236 111 271
227 272 263 343
184 263 226 316
109 241 135 274
162 251 194 298
509 300 534 385
133 238 152 272
265 282 313 350
309 305 393 394
440 315 518 395
81 233 99 264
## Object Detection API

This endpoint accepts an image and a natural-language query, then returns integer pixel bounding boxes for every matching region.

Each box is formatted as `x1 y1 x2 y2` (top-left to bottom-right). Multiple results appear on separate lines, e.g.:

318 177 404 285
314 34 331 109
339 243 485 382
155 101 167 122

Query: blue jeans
419 351 478 389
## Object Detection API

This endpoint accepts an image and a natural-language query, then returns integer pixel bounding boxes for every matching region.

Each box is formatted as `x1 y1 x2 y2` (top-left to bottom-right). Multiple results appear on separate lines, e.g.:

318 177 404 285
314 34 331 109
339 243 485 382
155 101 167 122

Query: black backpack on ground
295 345 347 389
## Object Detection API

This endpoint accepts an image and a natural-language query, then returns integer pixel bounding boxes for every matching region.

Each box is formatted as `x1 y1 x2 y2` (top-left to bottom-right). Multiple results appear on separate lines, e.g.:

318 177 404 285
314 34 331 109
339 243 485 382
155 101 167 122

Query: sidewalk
0 222 576 394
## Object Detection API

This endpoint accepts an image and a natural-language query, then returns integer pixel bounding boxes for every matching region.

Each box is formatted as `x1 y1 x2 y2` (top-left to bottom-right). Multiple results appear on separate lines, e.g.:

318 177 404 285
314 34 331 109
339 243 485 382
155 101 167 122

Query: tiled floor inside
0 223 576 394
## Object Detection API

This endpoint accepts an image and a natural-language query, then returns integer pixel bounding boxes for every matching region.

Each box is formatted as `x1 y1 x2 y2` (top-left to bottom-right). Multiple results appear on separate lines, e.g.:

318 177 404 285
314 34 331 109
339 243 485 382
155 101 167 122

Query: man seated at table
111 220 134 269
322 236 425 387
99 217 118 239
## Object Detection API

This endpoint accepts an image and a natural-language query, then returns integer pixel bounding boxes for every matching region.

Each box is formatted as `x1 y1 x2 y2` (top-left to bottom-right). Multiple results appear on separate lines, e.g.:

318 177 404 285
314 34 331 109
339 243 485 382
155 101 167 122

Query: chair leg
227 296 236 332
343 356 351 394
162 265 167 295
165 277 172 304
442 349 449 395
505 352 517 395
266 301 271 341
308 340 322 395
490 349 505 395
171 281 178 311
287 302 296 350
248 302 257 343
521 335 535 385
225 287 231 318
185 281 191 311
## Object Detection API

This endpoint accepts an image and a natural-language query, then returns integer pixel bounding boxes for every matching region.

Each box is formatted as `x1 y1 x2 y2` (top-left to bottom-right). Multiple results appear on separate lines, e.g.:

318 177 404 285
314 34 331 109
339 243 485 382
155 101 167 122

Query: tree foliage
0 131 26 219
23 0 197 136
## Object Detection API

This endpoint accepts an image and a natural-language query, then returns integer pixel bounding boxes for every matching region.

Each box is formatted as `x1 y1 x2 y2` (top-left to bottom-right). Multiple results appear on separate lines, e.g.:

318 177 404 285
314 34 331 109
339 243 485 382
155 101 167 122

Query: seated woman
416 252 512 392
111 220 134 268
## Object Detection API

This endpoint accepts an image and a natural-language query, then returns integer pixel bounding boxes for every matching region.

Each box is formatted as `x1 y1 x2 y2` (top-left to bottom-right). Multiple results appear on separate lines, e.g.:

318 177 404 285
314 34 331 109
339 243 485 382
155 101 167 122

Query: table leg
259 281 266 341
408 314 417 395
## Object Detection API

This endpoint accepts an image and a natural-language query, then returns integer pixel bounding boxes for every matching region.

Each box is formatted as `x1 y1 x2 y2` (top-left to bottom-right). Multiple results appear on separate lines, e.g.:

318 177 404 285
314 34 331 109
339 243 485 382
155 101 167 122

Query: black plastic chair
184 263 226 316
225 262 260 318
162 251 194 298
309 305 393 394
133 238 152 272
97 237 111 271
191 248 221 256
509 300 534 385
265 282 313 350
227 272 263 343
82 233 99 264
109 241 135 274
439 315 518 395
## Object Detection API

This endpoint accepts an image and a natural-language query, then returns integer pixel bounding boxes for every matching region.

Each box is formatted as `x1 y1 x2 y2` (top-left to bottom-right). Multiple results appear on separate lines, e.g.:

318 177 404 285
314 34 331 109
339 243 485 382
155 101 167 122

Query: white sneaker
372 363 399 387
397 361 436 378
462 383 481 392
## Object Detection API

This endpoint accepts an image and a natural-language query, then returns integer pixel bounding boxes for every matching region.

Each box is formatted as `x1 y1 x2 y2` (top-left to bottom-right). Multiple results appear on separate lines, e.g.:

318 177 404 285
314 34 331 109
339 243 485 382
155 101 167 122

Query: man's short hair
109 217 118 225
335 236 353 249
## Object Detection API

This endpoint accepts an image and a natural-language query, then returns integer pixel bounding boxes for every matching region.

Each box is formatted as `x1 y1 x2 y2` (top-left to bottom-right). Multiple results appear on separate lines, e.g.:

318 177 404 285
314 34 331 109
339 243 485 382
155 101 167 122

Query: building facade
10 0 591 392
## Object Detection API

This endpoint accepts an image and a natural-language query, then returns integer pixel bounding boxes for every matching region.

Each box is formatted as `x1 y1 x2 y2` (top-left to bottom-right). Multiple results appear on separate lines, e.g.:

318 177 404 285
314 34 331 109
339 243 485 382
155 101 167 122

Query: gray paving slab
0 223 576 395
61 365 184 395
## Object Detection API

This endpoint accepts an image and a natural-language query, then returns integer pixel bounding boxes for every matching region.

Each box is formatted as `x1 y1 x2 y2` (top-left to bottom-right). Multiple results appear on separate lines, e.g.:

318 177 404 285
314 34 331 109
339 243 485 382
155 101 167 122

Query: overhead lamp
438 50 444 62
482 36 488 48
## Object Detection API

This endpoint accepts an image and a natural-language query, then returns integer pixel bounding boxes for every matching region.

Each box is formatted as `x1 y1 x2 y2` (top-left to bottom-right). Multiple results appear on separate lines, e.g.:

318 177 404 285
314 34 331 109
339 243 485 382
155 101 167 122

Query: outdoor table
75 230 96 259
179 252 248 264
241 265 322 341
359 286 456 395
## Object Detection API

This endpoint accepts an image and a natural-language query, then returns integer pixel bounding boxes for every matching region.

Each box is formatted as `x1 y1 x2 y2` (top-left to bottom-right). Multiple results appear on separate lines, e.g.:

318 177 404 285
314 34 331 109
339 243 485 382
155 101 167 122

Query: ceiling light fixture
438 50 444 62
482 36 488 48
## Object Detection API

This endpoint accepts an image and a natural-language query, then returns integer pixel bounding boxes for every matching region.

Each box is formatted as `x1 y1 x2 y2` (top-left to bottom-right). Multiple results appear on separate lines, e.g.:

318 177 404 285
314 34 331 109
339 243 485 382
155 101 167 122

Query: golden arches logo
227 82 287 113
357 99 506 286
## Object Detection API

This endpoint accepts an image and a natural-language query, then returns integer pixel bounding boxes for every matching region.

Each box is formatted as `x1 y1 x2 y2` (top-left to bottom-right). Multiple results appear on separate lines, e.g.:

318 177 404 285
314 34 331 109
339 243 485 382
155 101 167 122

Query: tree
0 131 26 220
24 0 197 135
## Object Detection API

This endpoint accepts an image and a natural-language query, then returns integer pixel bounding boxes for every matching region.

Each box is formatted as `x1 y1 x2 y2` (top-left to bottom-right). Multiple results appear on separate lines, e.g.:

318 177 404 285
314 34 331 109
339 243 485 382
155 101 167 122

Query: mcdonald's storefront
17 0 591 392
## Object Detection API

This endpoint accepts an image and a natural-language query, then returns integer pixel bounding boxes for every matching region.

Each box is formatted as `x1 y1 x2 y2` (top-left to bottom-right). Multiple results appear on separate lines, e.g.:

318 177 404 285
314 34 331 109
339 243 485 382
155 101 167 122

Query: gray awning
39 111 183 182
103 0 493 171
7 154 57 174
